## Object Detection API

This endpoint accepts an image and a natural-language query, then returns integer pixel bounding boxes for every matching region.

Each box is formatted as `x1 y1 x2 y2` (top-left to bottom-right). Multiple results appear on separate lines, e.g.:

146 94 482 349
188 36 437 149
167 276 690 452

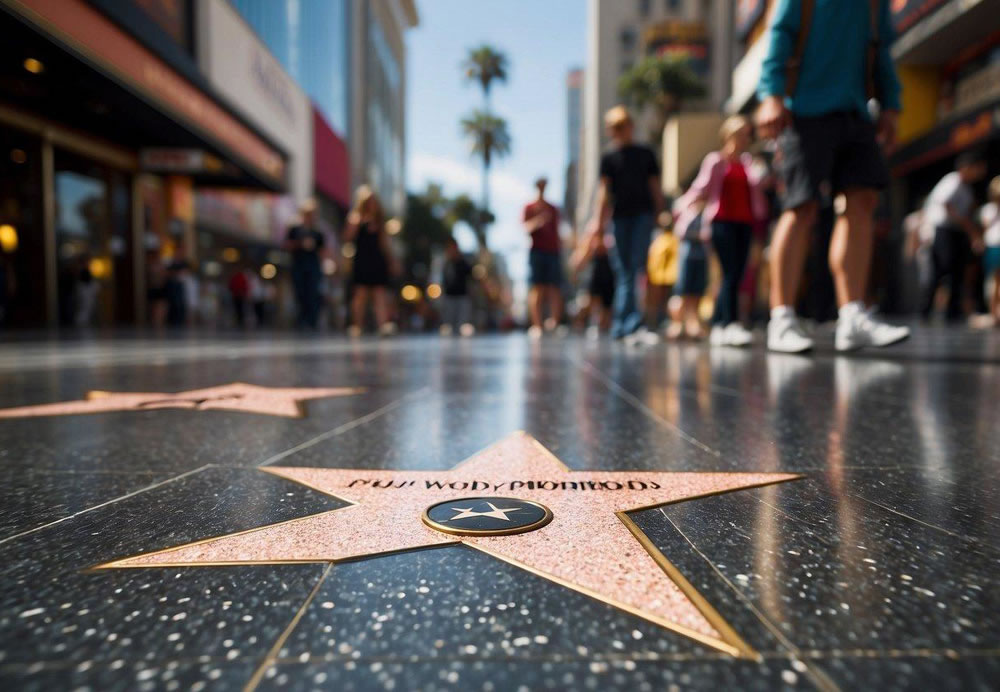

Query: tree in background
618 54 706 144
459 111 510 249
460 45 510 248
400 183 492 277
462 45 508 108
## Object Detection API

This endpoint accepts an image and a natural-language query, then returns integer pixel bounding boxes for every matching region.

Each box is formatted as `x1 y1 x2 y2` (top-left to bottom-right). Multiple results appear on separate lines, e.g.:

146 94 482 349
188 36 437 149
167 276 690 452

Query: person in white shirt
980 176 1000 325
920 151 987 321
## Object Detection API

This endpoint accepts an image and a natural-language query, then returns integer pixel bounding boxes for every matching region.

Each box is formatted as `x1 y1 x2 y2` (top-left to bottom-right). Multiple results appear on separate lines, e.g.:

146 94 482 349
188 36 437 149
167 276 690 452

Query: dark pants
609 213 653 338
922 226 971 321
232 296 247 327
292 267 321 329
710 220 751 326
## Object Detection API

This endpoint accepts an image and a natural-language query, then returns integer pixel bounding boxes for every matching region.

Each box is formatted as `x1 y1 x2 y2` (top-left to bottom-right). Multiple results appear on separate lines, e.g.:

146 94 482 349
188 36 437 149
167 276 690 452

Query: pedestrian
667 205 708 341
523 177 563 339
440 236 475 336
919 151 987 322
674 115 767 347
227 268 249 328
756 0 910 352
285 199 325 330
570 228 616 337
344 185 398 337
646 227 677 332
586 105 670 345
977 175 1000 326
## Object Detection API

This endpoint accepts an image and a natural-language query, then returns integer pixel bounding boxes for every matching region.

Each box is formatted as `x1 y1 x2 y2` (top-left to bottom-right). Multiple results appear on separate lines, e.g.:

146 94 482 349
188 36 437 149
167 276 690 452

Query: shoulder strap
785 0 815 98
866 0 880 100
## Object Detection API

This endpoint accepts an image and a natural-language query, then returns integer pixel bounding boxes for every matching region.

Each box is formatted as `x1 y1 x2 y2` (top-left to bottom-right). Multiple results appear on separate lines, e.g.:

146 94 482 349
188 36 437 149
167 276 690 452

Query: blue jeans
609 213 653 338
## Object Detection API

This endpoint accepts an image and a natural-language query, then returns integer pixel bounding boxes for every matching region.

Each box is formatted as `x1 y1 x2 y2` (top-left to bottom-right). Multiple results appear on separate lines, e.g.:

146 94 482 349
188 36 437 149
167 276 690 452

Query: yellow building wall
897 65 941 145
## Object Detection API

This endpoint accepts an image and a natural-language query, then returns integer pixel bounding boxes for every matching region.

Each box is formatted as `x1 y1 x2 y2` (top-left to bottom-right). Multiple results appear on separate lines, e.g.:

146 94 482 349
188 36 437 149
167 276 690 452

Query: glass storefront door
53 151 132 326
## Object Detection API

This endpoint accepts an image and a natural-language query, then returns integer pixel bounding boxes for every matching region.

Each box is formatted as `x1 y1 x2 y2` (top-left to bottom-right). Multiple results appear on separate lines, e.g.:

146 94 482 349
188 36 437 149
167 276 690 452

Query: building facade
0 0 290 328
349 0 418 217
577 0 735 222
564 68 583 235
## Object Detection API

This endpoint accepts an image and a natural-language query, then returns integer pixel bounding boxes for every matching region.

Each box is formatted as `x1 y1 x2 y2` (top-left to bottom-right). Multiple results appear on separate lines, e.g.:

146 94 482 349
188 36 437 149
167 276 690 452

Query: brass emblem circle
422 496 553 536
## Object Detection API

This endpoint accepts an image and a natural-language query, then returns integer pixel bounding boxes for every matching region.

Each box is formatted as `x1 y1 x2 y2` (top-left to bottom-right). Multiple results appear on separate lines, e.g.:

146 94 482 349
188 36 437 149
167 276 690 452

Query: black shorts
775 111 889 211
529 249 562 287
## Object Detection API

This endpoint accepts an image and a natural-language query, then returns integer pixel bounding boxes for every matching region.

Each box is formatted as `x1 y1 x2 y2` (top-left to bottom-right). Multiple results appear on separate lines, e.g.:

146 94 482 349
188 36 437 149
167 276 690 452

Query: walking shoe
439 324 453 336
378 322 398 337
725 323 753 347
459 323 476 337
585 325 601 341
625 327 660 347
347 325 362 338
835 308 910 352
767 313 814 353
709 326 727 346
527 325 543 340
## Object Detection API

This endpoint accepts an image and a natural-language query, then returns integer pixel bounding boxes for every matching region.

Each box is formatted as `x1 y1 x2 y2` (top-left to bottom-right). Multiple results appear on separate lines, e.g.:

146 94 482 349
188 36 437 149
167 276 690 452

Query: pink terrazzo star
98 432 800 656
0 383 363 419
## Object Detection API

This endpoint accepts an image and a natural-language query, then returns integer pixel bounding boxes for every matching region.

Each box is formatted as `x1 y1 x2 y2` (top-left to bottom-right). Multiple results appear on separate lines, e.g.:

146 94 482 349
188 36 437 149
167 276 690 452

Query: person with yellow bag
646 224 678 333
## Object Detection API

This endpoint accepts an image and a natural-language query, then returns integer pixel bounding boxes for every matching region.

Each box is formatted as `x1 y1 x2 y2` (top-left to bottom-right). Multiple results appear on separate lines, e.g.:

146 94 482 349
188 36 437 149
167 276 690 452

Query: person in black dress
343 185 398 336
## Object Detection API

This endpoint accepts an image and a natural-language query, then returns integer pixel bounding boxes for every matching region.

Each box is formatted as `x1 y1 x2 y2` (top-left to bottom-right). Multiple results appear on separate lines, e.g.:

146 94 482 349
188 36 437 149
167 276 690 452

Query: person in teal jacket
755 0 910 353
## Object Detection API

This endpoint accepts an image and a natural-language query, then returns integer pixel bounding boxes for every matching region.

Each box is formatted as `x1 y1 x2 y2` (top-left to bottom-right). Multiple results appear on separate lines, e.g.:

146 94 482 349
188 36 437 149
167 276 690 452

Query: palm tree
462 45 509 109
618 54 706 142
460 110 510 248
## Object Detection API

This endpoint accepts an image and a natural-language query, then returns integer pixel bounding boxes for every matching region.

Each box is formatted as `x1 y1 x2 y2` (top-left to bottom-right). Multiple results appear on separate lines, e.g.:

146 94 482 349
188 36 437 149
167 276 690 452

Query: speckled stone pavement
0 328 998 691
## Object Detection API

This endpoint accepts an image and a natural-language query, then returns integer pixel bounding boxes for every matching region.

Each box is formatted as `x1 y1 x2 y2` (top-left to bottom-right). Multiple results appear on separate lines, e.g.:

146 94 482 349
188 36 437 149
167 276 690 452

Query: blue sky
406 0 586 287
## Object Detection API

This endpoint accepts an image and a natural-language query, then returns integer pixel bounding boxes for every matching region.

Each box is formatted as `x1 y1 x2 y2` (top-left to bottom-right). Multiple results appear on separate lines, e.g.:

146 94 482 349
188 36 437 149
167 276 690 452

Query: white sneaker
709 326 728 346
767 313 814 353
527 325 543 340
835 309 910 352
725 323 753 347
378 322 397 337
439 324 453 336
459 323 476 337
585 325 601 341
347 325 362 338
625 327 660 347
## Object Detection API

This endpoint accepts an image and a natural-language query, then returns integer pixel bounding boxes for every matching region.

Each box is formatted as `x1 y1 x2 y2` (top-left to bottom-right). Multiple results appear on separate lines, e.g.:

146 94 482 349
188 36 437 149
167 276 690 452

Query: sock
839 300 864 320
771 305 795 320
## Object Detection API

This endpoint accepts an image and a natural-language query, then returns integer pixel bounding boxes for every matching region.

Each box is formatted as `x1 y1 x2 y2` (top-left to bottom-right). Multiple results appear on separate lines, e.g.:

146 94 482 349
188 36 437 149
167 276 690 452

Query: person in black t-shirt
586 106 669 342
285 199 326 329
439 236 475 336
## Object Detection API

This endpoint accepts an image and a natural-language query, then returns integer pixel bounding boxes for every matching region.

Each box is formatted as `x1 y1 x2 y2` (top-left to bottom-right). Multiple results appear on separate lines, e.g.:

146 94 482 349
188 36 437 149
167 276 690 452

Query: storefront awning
0 0 288 191
889 99 1000 175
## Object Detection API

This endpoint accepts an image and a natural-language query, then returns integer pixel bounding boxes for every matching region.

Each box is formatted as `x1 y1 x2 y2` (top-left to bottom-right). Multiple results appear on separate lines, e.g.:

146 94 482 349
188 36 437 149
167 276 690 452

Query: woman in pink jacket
675 115 768 347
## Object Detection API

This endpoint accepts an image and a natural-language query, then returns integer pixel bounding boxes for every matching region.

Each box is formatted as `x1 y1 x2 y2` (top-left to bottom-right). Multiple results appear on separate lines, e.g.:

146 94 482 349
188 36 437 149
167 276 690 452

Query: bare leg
575 295 592 329
528 286 543 328
829 188 878 308
352 286 369 330
992 270 1000 322
373 286 389 328
683 296 703 338
598 302 612 331
770 202 819 309
547 287 563 325
646 284 666 329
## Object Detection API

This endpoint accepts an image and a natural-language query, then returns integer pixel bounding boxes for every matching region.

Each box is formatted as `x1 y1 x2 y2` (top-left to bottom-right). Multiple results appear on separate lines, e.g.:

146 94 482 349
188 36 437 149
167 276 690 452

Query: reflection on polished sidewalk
0 327 998 690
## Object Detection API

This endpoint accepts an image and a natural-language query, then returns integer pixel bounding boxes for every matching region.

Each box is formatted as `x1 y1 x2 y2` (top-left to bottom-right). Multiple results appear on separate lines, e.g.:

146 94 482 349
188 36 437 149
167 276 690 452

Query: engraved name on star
96 431 801 657
0 383 364 419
